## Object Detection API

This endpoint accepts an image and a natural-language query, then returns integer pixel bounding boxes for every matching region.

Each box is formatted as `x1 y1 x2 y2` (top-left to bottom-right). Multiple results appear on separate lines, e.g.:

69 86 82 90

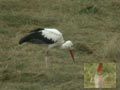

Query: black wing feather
19 31 55 44
30 28 44 33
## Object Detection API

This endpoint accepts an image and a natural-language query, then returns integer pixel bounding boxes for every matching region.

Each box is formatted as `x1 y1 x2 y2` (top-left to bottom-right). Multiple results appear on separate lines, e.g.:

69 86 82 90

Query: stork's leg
45 49 49 68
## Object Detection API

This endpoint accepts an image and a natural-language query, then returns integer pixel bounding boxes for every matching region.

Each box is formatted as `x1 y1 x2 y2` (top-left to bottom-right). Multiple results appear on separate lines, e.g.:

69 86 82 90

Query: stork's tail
19 34 32 44
19 36 27 44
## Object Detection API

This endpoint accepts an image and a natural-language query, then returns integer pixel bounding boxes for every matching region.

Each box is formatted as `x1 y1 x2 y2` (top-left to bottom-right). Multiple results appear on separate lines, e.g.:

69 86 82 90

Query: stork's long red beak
97 63 103 74
69 49 75 63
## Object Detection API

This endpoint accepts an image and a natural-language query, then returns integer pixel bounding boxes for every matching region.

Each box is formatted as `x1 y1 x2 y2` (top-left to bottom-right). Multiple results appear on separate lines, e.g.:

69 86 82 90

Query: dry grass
0 0 120 90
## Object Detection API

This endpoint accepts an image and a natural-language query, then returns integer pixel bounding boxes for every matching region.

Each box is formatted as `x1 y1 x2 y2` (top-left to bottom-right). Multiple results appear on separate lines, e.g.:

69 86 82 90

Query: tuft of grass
0 27 9 34
79 5 99 14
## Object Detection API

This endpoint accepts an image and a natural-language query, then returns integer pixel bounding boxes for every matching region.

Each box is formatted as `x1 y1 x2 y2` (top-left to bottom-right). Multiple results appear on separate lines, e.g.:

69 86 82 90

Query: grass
0 0 120 90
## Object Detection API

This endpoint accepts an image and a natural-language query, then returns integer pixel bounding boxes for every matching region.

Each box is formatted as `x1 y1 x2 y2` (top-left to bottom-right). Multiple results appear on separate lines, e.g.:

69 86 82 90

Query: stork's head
61 40 75 62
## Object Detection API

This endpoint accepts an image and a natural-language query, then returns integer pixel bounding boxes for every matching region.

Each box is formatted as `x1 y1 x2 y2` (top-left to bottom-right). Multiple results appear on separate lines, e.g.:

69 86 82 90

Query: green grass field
0 0 120 90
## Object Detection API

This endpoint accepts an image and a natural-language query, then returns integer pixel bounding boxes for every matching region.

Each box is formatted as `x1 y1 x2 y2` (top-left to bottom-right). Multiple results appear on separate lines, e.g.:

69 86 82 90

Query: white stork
19 28 75 67
94 63 104 88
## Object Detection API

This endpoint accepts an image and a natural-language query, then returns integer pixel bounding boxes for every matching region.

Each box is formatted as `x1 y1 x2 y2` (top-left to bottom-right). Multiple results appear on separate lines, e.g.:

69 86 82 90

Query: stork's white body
94 74 104 88
42 28 64 49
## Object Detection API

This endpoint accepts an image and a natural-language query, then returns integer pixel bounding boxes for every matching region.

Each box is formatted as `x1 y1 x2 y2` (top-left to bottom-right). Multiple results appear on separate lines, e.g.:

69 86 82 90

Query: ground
0 0 120 90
